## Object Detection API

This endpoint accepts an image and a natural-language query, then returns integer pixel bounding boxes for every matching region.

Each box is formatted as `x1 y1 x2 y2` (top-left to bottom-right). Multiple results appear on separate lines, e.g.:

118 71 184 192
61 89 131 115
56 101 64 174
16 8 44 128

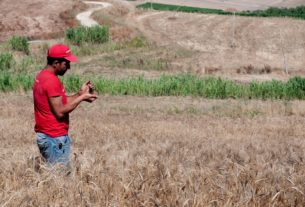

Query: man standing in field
33 43 97 166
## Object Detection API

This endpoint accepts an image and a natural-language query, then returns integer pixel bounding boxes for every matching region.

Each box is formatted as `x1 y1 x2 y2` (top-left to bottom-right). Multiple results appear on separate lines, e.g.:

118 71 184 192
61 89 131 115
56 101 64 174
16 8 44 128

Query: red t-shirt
33 69 69 137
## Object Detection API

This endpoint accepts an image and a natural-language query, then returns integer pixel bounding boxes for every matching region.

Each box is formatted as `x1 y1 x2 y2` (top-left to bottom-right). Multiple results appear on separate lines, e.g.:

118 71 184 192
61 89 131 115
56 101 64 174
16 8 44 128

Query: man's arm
66 92 80 103
49 93 97 119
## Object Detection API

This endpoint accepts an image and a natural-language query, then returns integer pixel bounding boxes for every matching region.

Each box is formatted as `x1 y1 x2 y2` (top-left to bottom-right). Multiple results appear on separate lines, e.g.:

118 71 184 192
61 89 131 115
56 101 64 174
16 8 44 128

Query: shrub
9 36 29 54
65 26 109 45
128 37 148 48
0 53 14 71
285 76 305 99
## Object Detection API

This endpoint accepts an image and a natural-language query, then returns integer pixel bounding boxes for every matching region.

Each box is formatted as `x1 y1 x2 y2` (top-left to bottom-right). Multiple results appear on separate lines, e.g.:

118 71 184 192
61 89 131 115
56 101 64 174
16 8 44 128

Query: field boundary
2 73 305 100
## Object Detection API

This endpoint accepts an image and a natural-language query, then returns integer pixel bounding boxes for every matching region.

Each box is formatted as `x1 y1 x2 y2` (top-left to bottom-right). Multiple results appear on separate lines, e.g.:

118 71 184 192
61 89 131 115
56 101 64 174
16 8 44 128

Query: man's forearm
67 92 80 103
62 95 83 114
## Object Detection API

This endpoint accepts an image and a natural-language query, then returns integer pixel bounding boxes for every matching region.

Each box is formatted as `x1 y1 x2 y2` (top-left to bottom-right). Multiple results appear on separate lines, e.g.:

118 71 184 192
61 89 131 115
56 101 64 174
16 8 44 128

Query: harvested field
1 93 305 206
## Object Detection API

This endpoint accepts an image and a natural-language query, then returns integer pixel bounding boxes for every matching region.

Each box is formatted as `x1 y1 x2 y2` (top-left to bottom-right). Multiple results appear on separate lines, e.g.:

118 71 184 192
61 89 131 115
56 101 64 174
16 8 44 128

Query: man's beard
58 70 67 76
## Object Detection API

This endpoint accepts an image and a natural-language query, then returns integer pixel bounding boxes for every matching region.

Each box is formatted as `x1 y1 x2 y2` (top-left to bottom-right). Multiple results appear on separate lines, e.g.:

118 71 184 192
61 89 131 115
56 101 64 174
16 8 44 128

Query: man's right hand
81 91 98 103
83 93 97 103
79 80 97 102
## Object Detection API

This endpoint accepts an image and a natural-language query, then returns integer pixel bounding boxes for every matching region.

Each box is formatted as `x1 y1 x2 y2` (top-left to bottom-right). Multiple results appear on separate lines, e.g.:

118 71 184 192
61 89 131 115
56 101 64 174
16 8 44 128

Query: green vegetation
70 36 148 56
0 73 33 92
137 3 305 20
137 3 231 15
2 73 305 100
0 53 14 71
99 54 171 71
65 25 109 45
9 36 29 54
239 6 305 19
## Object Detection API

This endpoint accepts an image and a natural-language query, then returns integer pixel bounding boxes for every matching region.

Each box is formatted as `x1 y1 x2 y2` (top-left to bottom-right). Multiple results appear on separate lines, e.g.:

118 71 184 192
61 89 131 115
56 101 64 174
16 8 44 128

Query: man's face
55 60 70 76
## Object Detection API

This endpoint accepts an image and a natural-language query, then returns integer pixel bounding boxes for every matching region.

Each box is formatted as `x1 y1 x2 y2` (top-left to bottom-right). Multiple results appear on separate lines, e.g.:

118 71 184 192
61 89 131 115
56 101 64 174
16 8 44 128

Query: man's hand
79 81 94 95
80 92 97 103
79 80 97 102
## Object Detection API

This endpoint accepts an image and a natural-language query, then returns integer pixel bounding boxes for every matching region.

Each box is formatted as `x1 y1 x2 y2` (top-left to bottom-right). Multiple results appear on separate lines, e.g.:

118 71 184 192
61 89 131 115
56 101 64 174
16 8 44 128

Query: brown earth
2 0 305 81
0 0 87 42
79 0 305 81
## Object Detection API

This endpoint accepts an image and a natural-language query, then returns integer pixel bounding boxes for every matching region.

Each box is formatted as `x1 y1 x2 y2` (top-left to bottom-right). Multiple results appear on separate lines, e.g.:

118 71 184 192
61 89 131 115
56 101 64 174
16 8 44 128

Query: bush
65 26 109 45
128 37 148 48
0 53 14 71
9 36 29 54
285 76 305 99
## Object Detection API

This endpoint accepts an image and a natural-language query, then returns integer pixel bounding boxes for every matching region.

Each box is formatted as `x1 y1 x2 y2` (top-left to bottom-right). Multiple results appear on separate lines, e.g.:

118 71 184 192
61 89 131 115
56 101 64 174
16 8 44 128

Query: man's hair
47 57 67 65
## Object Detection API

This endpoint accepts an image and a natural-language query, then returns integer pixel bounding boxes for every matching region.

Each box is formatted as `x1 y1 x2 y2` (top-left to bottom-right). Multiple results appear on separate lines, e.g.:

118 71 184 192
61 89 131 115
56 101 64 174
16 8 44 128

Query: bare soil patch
0 0 87 42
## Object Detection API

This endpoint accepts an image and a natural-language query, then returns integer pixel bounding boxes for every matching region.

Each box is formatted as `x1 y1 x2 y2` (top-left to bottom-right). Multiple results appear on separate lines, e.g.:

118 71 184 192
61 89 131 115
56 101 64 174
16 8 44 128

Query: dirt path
76 1 112 26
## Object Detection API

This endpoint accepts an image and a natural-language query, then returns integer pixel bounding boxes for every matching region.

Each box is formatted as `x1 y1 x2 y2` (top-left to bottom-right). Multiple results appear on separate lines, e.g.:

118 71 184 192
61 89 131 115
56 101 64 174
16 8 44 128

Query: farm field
135 0 305 11
1 93 305 206
2 0 305 206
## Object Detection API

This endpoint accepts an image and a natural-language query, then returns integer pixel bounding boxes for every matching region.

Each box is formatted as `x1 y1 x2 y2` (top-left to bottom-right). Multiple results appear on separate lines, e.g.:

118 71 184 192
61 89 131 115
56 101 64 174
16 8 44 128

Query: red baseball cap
47 44 78 62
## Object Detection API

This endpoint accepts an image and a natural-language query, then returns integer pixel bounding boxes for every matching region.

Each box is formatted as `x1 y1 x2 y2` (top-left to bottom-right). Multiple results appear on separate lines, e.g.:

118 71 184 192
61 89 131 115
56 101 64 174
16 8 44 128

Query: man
33 43 97 165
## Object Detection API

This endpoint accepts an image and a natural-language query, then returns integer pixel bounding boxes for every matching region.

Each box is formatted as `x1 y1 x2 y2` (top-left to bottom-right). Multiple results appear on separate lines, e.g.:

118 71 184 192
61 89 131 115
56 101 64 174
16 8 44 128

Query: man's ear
52 60 59 67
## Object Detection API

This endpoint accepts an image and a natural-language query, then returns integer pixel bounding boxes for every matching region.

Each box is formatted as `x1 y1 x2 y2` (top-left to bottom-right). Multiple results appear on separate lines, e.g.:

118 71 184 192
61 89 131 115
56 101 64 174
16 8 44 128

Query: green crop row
238 6 305 19
9 36 30 54
137 3 231 15
65 25 109 45
0 53 14 71
2 73 305 100
137 3 305 20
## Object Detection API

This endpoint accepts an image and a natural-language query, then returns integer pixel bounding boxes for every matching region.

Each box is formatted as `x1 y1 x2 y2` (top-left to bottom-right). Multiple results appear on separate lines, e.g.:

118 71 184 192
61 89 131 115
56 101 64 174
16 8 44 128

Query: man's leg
53 135 71 165
37 133 71 165
37 133 54 163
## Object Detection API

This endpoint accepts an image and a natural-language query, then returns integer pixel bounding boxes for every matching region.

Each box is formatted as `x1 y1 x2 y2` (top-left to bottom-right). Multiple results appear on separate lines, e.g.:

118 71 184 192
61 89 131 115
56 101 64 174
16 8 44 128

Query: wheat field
1 93 305 206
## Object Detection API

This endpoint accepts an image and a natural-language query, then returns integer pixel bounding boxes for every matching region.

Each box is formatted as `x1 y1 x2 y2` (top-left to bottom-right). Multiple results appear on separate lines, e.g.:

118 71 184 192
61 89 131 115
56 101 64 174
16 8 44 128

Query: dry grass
1 93 305 206
92 0 137 42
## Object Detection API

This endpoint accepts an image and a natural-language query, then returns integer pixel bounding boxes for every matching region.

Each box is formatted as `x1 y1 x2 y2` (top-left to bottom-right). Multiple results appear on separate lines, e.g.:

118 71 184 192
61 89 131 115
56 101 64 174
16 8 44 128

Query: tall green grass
65 26 109 45
239 6 305 19
2 73 305 100
137 3 305 20
9 36 29 54
0 53 14 71
0 73 33 92
70 36 148 56
137 3 230 15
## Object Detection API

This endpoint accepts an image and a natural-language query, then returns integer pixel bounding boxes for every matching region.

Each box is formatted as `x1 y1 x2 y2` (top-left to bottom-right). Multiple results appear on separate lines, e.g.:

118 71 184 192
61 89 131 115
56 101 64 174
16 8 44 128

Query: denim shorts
36 133 71 165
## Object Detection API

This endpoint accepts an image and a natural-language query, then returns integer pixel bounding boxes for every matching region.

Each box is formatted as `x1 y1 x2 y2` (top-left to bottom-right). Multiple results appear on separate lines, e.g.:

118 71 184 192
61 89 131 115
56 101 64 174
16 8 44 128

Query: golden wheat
1 93 305 206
